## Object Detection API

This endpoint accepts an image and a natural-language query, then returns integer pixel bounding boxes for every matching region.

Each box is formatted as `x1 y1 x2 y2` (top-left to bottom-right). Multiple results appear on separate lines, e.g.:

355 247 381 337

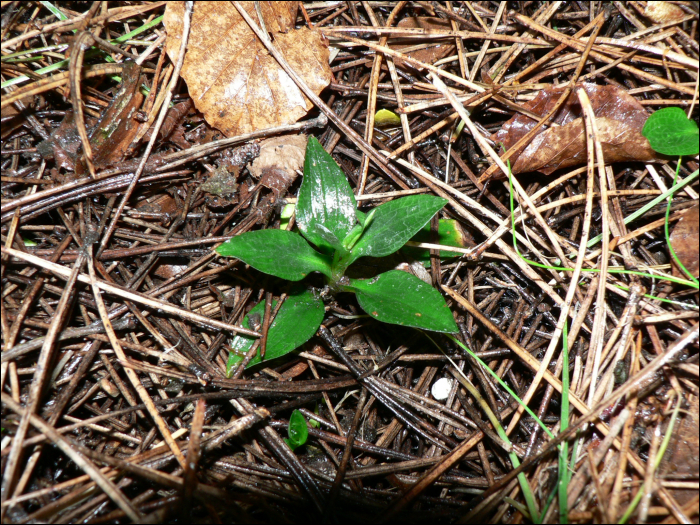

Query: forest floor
1 1 698 523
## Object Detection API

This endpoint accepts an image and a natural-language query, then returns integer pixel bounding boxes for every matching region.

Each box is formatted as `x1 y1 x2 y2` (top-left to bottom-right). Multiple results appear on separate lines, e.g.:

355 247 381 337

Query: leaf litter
493 83 660 175
1 2 698 524
164 1 332 137
670 203 699 279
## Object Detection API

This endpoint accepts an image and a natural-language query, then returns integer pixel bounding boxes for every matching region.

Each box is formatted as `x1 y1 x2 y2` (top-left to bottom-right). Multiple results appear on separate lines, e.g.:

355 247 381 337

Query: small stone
431 377 453 401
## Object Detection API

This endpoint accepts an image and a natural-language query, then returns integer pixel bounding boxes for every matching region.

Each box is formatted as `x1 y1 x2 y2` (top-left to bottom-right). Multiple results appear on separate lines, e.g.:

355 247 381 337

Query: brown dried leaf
249 135 307 198
78 61 144 175
670 204 699 279
644 2 685 24
248 134 306 178
493 83 658 175
394 17 455 71
164 1 331 137
36 62 144 175
660 395 699 506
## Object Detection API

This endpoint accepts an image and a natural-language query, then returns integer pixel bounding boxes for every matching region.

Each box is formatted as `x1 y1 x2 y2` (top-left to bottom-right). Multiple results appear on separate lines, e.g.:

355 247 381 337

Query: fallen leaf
493 83 658 175
164 1 332 137
201 165 239 197
247 134 307 179
36 61 144 175
394 17 455 71
248 134 306 199
660 395 699 506
670 204 699 279
644 2 685 24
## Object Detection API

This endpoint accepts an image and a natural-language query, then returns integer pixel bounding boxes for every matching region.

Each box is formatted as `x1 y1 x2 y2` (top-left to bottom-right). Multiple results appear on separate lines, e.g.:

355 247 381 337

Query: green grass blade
558 320 571 523
425 332 553 522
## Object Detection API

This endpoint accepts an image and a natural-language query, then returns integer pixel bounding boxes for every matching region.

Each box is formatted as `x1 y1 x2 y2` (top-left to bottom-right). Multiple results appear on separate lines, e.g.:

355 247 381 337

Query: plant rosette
217 137 458 375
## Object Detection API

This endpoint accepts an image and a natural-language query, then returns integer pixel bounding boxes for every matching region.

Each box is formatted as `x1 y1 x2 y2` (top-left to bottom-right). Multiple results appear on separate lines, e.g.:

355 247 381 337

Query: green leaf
216 229 331 281
347 195 447 266
297 137 357 253
642 107 699 156
374 108 401 127
287 409 309 449
279 203 295 230
403 219 470 263
348 270 458 333
309 404 321 428
226 288 325 375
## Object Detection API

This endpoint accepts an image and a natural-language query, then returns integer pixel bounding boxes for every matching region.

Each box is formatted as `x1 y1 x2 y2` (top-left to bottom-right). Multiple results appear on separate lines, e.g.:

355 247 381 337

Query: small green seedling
284 409 309 450
642 107 698 156
218 137 457 374
642 107 699 285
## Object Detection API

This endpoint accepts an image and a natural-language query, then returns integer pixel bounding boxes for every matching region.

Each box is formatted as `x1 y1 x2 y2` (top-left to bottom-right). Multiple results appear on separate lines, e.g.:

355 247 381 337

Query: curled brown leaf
670 204 699 279
493 83 659 175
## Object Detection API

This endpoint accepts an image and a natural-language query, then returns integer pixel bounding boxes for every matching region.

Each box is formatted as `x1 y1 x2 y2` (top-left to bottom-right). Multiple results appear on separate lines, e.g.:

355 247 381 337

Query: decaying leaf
394 17 455 71
670 204 699 279
201 165 239 197
659 395 699 506
36 61 144 175
644 2 685 24
493 83 659 175
248 134 307 198
248 135 307 179
164 1 331 137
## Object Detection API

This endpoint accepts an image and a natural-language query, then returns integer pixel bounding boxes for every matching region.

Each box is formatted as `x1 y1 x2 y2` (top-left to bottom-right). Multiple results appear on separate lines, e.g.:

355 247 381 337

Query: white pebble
431 378 453 401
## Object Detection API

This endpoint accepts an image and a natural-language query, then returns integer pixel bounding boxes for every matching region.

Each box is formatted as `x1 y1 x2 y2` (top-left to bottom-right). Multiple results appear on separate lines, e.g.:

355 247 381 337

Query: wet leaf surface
164 1 331 137
349 270 459 333
670 203 699 279
226 288 325 372
493 83 659 175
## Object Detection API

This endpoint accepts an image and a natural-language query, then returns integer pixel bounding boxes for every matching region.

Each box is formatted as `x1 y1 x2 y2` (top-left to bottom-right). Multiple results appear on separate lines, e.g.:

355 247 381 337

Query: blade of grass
508 163 699 289
617 393 683 523
665 159 699 285
558 319 571 524
424 332 551 523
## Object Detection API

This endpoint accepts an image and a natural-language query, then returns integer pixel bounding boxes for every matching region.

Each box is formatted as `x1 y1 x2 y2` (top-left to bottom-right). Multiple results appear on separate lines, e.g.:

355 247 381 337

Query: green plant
642 107 699 285
642 107 698 156
218 137 458 374
284 409 309 450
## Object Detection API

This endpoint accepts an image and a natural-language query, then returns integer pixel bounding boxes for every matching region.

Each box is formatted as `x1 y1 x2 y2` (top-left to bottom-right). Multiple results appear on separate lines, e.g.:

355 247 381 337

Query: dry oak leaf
164 1 331 137
669 203 699 279
493 83 658 175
